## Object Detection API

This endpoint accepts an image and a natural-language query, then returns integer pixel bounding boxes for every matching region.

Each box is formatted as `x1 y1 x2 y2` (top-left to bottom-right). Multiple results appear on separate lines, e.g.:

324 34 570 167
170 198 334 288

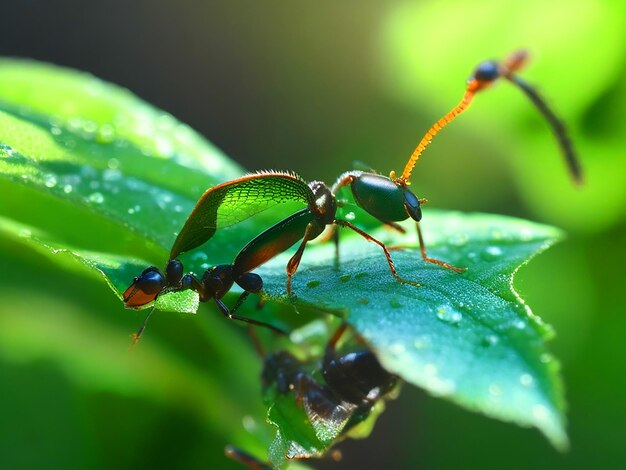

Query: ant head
123 266 166 307
262 351 301 393
308 180 336 224
402 186 422 222
472 60 500 83
165 259 183 285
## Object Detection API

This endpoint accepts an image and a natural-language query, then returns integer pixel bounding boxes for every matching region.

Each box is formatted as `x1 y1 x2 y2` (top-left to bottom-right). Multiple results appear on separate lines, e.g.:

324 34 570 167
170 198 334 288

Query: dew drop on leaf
449 233 469 247
43 173 57 188
489 383 503 396
520 374 534 387
436 305 463 325
482 245 503 260
86 192 104 204
481 334 500 347
514 320 527 330
413 336 430 350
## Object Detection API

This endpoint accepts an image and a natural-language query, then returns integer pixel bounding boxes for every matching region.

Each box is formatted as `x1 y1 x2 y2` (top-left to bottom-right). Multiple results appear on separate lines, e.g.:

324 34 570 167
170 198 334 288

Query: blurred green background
1 1 624 469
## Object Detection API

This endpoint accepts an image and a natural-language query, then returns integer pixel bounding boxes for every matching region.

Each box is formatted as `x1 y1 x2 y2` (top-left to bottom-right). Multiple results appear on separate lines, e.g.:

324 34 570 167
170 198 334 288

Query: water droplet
43 173 57 188
389 298 402 308
490 229 504 240
449 233 469 247
436 305 463 325
155 136 174 156
50 126 62 136
482 245 503 260
489 383 502 396
481 334 499 347
173 204 183 213
0 144 14 156
540 353 553 364
520 374 534 387
306 280 320 288
103 168 122 181
63 184 73 194
519 228 534 241
514 319 527 330
345 211 356 221
87 192 104 204
242 415 257 432
413 336 430 350
339 274 351 282
191 251 208 262
107 158 120 169
98 124 115 142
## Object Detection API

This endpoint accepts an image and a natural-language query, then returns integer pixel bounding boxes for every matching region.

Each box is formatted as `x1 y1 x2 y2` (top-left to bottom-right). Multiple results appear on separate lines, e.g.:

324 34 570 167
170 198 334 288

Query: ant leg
129 305 156 350
335 219 420 287
246 325 266 359
415 222 465 272
213 298 287 335
286 222 317 296
328 322 348 350
385 220 406 235
231 290 252 314
333 225 340 268
325 323 349 361
224 445 271 470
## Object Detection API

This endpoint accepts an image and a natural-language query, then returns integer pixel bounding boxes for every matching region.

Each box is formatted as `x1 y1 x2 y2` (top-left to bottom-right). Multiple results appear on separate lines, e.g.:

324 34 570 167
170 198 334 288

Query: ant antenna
499 54 582 183
398 50 581 184
129 305 156 350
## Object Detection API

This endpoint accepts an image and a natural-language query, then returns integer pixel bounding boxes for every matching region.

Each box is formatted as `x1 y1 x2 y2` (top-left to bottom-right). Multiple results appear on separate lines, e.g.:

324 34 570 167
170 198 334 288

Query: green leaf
258 212 568 452
0 58 568 466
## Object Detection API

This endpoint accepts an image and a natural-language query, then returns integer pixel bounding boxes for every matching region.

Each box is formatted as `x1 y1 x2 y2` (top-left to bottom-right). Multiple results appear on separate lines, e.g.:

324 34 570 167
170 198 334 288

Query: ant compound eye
472 60 500 82
403 190 422 222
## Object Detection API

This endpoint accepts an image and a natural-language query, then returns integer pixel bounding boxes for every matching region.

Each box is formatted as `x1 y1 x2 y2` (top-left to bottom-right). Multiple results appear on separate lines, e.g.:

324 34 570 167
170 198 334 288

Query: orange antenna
399 50 581 184
398 53 520 183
